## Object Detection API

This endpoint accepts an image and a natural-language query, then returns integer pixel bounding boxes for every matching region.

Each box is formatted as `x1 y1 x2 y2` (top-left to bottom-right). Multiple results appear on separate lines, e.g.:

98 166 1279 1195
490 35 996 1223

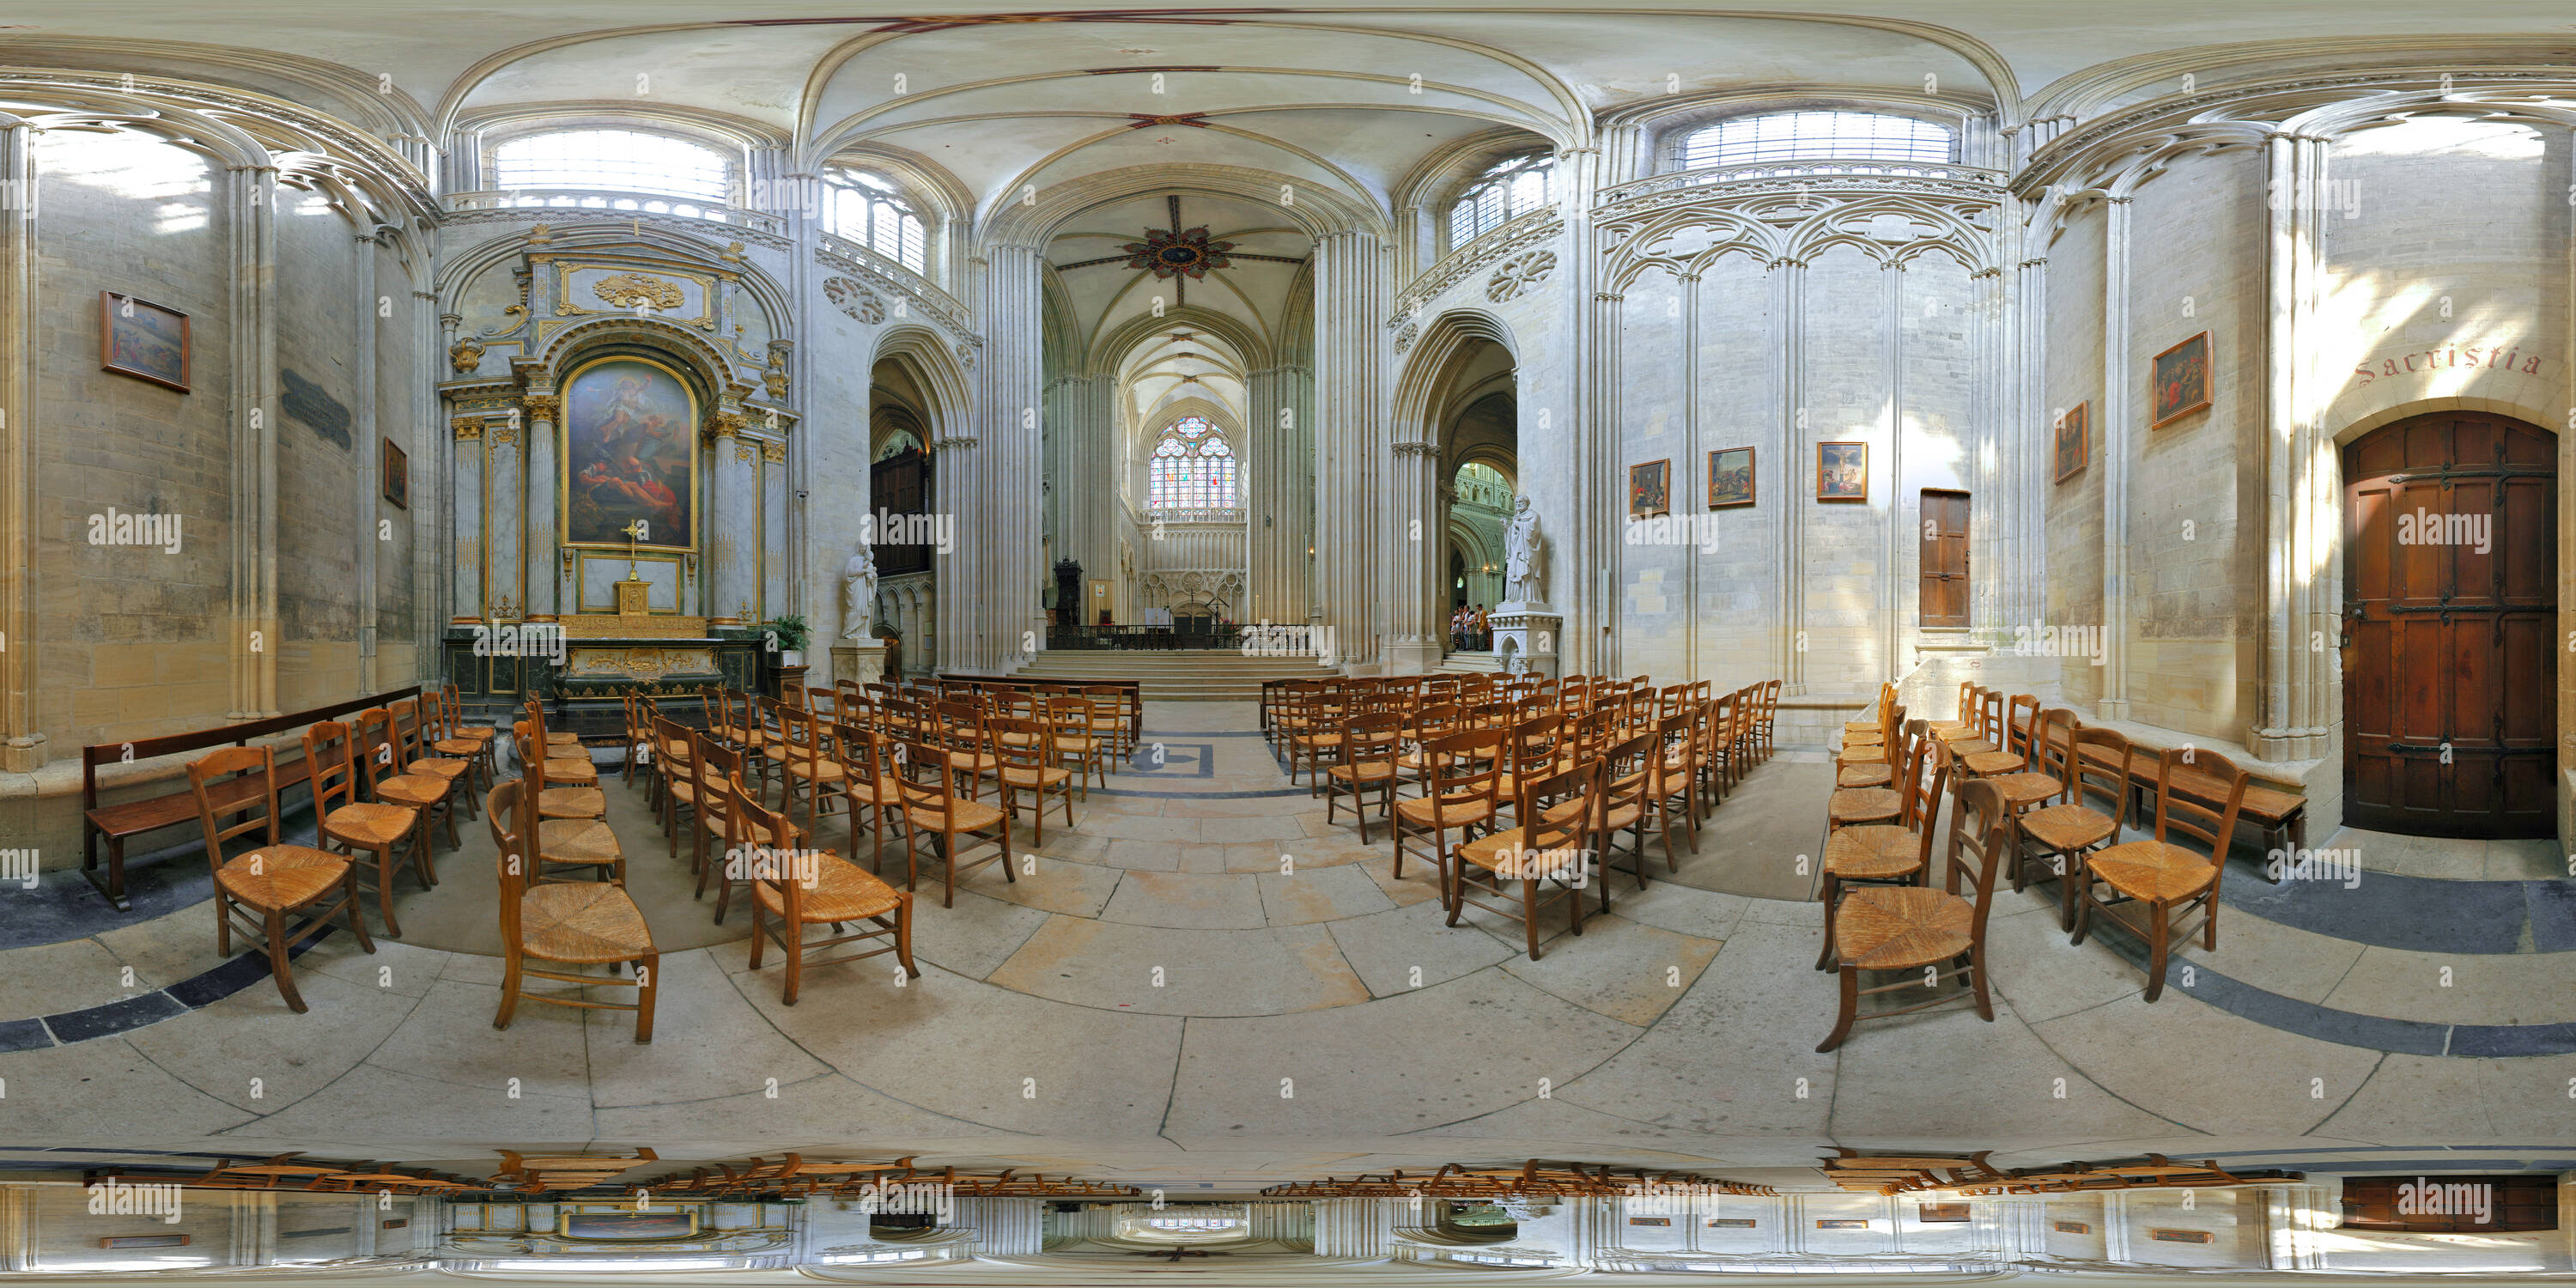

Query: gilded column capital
451 416 483 440
734 442 759 465
708 409 746 440
520 393 560 421
761 440 787 464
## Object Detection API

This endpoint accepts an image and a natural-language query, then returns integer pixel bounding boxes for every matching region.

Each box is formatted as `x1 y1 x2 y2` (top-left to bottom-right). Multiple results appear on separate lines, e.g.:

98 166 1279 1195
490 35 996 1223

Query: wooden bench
80 685 424 911
2076 740 2308 858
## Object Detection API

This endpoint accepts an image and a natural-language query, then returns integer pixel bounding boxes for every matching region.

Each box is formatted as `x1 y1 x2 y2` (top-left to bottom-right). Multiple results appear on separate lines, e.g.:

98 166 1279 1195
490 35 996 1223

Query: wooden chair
513 720 608 822
1646 708 1701 858
1982 707 2081 820
737 787 915 1005
189 745 374 1012
931 699 999 796
1946 686 2003 757
651 714 702 860
1959 693 2040 778
1753 678 1781 760
1591 730 1664 910
2073 747 2249 1003
1391 727 1504 908
1281 686 1346 790
708 769 806 924
422 689 493 800
1395 702 1466 793
486 779 657 1042
618 690 657 788
520 699 601 789
305 720 428 937
1837 700 1902 785
989 714 1077 844
390 700 475 827
1843 683 1895 742
776 705 849 829
440 682 501 751
831 720 902 878
688 738 742 887
1452 760 1599 961
2013 723 2134 930
1323 714 1404 843
1044 694 1108 797
1815 775 2009 1053
1816 734 1951 970
356 708 453 882
1826 718 1917 832
895 738 1016 908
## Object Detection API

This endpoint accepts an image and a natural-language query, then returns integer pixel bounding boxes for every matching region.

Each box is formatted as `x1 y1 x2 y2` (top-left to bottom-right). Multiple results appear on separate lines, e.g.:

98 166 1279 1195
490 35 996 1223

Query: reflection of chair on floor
737 787 916 1005
493 1147 659 1192
187 745 374 1013
487 779 658 1042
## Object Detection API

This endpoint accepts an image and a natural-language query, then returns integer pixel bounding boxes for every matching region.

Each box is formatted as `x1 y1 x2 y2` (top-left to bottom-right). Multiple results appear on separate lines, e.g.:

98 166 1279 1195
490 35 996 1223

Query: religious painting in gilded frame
562 355 698 551
382 438 409 509
556 1209 700 1240
1816 441 1868 502
100 291 190 392
2151 331 2212 428
1630 459 1671 519
2052 401 2089 483
1708 447 1755 509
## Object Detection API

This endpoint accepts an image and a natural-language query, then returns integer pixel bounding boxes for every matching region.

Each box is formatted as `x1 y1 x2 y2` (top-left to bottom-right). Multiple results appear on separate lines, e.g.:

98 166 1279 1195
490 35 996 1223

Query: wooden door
1919 490 1970 628
2342 412 2556 838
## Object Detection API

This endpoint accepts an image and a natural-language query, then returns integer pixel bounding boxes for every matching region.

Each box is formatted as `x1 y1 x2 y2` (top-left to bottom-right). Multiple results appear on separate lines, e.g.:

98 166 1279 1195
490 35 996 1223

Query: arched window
1447 153 1552 249
493 129 732 201
825 169 928 274
1148 416 1237 510
1680 111 1953 170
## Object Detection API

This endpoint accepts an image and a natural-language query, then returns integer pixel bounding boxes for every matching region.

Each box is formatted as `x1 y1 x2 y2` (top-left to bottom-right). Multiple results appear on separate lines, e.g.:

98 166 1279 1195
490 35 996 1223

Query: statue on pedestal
1504 495 1546 605
841 545 879 641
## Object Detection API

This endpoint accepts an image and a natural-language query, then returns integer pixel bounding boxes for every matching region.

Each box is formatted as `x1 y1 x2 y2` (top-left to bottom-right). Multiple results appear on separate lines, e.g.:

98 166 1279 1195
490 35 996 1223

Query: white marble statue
1504 494 1545 604
842 546 879 640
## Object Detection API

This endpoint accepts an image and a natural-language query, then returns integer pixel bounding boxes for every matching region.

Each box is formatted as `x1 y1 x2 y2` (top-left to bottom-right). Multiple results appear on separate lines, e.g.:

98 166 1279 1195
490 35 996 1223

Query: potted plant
761 614 811 665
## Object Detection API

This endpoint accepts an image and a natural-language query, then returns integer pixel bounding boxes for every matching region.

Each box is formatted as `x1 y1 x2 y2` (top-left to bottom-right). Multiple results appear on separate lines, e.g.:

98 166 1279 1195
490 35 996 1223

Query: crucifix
1054 195 1307 307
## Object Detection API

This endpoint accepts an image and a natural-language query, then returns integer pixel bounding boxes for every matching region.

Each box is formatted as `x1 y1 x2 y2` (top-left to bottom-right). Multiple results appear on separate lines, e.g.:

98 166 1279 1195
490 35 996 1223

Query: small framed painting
2151 331 2212 428
100 291 191 392
1630 459 1671 519
2150 1229 2215 1244
2053 401 2089 483
1816 441 1868 502
1708 446 1755 509
382 439 409 509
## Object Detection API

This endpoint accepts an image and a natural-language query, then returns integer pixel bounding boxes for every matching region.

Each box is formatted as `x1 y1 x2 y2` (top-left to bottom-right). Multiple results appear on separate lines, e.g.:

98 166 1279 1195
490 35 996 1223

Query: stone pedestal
1490 601 1561 678
831 640 889 690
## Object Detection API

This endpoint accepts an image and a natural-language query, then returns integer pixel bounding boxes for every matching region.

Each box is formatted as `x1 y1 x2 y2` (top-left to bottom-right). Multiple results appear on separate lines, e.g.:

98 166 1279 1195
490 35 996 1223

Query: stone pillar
2016 243 2051 648
353 230 380 693
1309 1199 1391 1258
933 426 982 669
451 417 484 622
1771 257 1809 695
227 160 281 719
0 115 43 771
487 411 524 619
762 439 788 620
2095 195 2134 720
1880 259 1905 682
2254 131 2333 761
1563 144 1613 677
979 245 1048 670
522 392 560 621
1046 370 1114 622
708 409 754 623
1315 230 1387 668
1387 440 1442 671
2261 1183 2333 1270
1246 364 1312 625
951 1198 1044 1256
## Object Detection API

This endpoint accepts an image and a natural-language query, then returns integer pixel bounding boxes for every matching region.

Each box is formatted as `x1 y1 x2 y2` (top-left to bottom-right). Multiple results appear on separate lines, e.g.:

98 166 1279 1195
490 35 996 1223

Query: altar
446 581 764 742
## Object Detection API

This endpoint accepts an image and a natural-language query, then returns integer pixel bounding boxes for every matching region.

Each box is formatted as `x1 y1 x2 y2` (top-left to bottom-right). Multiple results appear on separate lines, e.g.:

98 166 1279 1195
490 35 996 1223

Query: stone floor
8 701 2576 1154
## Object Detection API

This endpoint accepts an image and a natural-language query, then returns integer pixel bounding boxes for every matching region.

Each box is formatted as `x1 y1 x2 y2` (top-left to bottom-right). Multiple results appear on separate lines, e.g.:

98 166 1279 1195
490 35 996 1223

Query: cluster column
1387 440 1442 671
0 115 40 769
979 245 1048 667
1771 258 1808 694
1044 370 1114 620
708 408 756 622
1246 362 1314 625
2096 196 2134 720
1315 231 1387 667
2254 131 2333 761
226 160 280 719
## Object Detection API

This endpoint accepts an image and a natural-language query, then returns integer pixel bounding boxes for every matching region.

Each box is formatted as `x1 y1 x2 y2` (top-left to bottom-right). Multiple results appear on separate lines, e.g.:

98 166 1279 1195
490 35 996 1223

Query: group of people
1449 603 1492 653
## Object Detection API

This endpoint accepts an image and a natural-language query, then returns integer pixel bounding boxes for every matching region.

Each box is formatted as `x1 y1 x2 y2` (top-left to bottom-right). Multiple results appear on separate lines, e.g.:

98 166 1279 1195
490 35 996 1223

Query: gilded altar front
566 645 718 682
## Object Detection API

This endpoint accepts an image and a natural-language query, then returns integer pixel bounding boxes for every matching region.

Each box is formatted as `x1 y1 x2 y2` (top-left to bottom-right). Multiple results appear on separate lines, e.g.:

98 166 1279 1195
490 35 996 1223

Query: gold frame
1628 459 1671 519
574 550 688 613
558 353 702 555
2052 401 2090 483
1816 441 1868 502
553 261 718 331
2150 330 2212 428
1707 446 1755 509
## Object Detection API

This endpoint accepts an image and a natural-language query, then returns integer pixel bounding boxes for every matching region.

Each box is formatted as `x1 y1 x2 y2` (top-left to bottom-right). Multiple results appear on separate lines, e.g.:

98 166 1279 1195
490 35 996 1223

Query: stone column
2096 197 2133 720
0 115 42 770
1309 1199 1391 1258
353 230 380 692
762 439 788 619
2099 1192 2132 1262
227 160 281 719
2255 132 2333 761
521 392 560 621
451 418 484 622
980 245 1048 669
1387 440 1442 671
1046 370 1113 620
932 429 982 668
1315 230 1387 668
951 1198 1043 1256
1771 257 1808 695
488 411 524 619
1245 363 1311 625
1880 258 1905 682
1563 144 1613 677
708 408 755 623
2260 1183 2333 1270
2015 241 2051 647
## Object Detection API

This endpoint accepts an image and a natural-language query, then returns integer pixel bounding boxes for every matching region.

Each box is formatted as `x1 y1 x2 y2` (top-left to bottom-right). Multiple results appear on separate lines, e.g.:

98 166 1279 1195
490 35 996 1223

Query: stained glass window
1147 416 1237 510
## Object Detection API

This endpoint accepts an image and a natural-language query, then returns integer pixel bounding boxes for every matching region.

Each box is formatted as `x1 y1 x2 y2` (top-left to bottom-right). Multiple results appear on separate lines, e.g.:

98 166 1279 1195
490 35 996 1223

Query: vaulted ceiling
11 1 2576 229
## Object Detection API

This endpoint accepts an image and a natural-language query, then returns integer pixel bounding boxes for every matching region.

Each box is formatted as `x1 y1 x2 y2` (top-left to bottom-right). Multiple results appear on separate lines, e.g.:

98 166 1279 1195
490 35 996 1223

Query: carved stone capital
761 440 787 463
452 416 483 440
710 409 746 438
520 393 560 422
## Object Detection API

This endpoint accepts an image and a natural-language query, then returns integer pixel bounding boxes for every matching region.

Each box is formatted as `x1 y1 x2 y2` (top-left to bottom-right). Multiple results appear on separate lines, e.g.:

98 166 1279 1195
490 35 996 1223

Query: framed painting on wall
2151 331 2211 428
382 439 409 509
1630 459 1671 518
100 292 190 392
1708 447 1755 508
2052 401 2089 483
562 355 698 550
1816 441 1868 501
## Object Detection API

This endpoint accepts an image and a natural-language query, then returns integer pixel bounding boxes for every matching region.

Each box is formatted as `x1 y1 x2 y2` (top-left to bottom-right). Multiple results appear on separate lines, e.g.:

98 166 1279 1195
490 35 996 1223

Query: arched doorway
2342 410 2556 838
